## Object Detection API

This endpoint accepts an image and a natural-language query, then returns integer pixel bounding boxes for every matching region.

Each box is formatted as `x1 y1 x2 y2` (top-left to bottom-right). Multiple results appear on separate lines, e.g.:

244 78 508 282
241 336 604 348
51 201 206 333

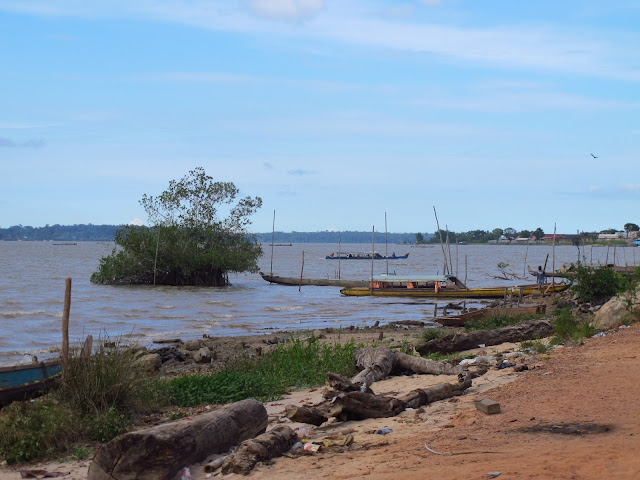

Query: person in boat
536 266 546 288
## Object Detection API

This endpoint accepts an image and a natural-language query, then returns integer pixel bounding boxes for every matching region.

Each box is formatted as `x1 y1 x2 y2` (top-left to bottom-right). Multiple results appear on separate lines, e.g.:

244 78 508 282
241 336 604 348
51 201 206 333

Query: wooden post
552 223 556 294
613 245 617 266
464 255 468 286
298 251 305 292
153 229 160 287
446 226 453 275
370 226 375 294
338 236 342 279
523 240 529 276
518 287 523 306
606 245 610 264
433 303 438 318
62 278 71 364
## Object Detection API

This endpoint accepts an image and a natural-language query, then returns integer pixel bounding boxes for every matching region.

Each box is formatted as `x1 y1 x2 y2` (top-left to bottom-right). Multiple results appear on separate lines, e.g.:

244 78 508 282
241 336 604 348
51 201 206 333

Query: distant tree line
254 231 425 244
0 224 122 241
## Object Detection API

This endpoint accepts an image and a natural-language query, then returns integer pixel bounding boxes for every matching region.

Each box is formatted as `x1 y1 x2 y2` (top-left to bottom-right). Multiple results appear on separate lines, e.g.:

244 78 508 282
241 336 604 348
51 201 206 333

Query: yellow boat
339 275 571 298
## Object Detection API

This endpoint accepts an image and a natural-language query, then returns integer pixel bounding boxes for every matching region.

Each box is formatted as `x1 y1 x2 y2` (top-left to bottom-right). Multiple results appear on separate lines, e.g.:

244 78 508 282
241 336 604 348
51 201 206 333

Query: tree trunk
416 319 554 355
393 351 463 376
87 399 267 480
286 373 473 424
352 347 396 386
221 425 298 475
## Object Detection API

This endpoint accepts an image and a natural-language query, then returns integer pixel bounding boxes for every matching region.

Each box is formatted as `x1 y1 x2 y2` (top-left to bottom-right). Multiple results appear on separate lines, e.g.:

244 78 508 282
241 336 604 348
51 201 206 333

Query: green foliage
520 339 551 354
163 337 358 406
551 307 596 344
465 313 543 332
421 328 446 342
570 263 633 303
0 400 80 464
57 338 158 416
91 167 262 286
0 337 163 464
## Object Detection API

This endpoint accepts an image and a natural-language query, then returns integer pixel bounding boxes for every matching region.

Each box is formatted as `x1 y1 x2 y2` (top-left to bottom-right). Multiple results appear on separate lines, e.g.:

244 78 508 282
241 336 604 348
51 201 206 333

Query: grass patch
551 307 596 345
0 336 160 464
162 336 358 407
465 313 543 332
520 338 551 354
421 328 447 342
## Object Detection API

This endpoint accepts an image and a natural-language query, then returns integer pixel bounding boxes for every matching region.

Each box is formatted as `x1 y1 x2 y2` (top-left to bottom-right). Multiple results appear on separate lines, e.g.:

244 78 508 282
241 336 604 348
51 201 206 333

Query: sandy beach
2 301 640 479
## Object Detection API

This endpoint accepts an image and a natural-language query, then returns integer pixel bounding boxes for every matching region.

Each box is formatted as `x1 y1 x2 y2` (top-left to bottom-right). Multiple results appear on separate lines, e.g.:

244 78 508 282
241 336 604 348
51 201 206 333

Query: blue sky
1 0 639 235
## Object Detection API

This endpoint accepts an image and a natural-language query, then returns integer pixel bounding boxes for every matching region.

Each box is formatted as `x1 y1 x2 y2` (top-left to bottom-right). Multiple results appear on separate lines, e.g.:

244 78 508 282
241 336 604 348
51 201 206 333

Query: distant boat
0 359 62 407
326 252 409 260
259 272 369 287
340 274 571 298
53 242 77 245
268 243 293 246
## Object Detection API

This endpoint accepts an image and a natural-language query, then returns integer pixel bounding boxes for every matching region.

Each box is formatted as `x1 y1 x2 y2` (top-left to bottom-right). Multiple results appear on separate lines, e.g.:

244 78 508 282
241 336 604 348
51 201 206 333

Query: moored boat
326 252 409 260
340 274 571 298
259 272 369 287
0 359 62 407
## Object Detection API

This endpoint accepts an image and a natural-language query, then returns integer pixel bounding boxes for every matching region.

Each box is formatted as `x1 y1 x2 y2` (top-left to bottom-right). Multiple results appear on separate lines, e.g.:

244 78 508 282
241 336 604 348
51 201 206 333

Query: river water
1 241 635 365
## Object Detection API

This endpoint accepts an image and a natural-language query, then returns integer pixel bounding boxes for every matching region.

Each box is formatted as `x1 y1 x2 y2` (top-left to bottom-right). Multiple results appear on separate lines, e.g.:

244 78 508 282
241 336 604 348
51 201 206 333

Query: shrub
551 307 596 344
0 400 80 464
571 263 633 304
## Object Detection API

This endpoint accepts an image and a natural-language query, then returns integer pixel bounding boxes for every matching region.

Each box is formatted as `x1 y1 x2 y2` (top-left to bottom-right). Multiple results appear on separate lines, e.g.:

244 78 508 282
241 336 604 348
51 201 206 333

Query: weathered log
87 399 267 480
416 319 554 355
393 351 463 376
352 347 396 386
398 372 472 409
221 425 298 475
287 373 473 425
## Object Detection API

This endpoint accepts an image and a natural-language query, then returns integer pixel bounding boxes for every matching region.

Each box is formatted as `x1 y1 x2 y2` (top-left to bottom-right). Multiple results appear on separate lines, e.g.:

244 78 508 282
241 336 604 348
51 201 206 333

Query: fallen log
286 373 472 424
416 319 554 355
221 425 298 475
352 347 463 387
87 398 267 480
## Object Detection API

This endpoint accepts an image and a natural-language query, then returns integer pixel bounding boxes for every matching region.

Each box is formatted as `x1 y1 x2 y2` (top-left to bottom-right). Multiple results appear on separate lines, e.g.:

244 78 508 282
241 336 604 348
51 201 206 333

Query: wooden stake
62 278 71 364
153 229 160 286
338 236 342 279
298 251 305 292
371 226 375 289
523 240 530 276
552 223 556 293
385 212 389 276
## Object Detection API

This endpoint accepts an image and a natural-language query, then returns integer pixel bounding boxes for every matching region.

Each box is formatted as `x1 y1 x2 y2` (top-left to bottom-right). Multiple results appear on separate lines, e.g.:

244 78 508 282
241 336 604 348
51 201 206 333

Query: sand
3 320 640 480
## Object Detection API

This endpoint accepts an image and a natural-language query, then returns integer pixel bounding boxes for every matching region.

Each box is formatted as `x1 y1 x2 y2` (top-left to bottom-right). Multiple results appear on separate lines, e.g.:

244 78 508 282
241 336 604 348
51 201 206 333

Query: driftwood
286 372 472 424
87 399 267 480
221 425 298 475
352 347 463 386
417 319 554 355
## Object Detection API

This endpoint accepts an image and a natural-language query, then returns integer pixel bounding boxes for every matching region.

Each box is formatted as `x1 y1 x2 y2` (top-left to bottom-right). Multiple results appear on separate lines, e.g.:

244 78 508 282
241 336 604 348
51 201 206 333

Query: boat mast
433 206 449 274
385 212 389 275
270 210 275 278
371 226 375 290
338 236 342 279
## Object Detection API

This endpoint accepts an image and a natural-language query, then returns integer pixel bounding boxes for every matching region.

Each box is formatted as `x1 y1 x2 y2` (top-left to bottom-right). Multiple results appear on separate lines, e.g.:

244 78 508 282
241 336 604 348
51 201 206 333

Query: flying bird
590 153 599 158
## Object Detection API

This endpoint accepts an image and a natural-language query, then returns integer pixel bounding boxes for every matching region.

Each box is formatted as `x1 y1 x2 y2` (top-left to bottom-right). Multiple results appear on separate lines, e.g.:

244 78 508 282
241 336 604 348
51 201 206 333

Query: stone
592 298 629 331
475 398 501 415
184 340 201 351
137 353 161 372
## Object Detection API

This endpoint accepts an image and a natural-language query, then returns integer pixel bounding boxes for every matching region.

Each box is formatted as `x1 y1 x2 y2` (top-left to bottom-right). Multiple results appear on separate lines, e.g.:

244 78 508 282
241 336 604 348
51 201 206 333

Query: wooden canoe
436 304 547 328
259 272 369 287
0 359 62 407
340 282 571 298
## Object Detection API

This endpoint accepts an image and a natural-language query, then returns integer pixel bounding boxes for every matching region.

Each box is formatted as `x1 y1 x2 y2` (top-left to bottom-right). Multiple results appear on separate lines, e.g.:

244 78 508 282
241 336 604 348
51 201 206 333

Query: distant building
514 236 534 243
597 233 623 240
541 234 580 244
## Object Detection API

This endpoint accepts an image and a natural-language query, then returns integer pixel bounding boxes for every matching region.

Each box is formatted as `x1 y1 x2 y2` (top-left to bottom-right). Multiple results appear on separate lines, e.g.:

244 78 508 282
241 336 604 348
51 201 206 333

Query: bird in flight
590 153 599 158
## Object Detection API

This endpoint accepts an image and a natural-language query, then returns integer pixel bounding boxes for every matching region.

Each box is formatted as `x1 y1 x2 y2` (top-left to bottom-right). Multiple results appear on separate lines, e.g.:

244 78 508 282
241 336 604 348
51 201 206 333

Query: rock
593 298 629 331
193 347 211 363
137 353 162 372
184 340 201 351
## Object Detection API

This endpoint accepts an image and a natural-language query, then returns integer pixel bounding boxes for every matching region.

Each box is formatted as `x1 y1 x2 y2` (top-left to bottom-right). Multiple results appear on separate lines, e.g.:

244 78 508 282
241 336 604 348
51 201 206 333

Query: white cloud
248 0 324 21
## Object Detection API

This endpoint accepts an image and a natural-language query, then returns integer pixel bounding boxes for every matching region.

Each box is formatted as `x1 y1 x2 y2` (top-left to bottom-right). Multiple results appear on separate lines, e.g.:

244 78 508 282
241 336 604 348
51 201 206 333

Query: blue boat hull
0 360 62 407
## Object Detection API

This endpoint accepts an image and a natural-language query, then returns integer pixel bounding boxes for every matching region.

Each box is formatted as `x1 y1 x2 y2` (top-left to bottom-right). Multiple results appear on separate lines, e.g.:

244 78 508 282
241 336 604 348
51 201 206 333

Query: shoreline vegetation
1 265 639 477
1 224 638 246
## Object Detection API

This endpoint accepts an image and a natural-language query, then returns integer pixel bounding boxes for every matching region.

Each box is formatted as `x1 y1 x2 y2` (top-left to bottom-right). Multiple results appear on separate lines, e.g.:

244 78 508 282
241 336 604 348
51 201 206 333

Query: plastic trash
181 467 192 480
376 427 393 435
290 441 304 452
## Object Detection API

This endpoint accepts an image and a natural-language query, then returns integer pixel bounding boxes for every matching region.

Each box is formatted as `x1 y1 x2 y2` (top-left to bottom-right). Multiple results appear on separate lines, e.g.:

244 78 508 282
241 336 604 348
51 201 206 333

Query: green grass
162 336 358 406
465 313 543 332
520 338 551 354
550 307 596 345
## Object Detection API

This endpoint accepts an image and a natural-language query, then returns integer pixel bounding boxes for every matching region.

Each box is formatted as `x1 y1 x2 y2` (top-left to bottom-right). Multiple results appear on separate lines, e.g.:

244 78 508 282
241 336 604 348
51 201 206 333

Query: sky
1 0 639 235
